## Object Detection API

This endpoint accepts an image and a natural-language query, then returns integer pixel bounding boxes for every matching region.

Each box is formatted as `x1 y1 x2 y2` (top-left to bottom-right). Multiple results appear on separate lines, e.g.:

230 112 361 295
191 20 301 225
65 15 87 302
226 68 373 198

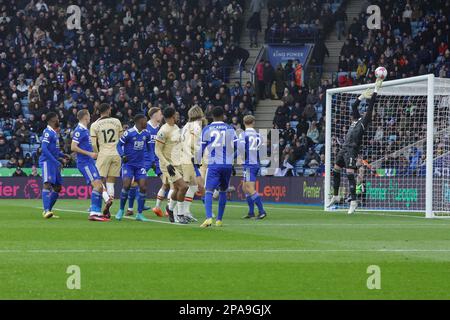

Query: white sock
184 185 197 215
106 183 115 197
177 201 185 216
102 190 110 203
156 188 166 208
169 197 176 211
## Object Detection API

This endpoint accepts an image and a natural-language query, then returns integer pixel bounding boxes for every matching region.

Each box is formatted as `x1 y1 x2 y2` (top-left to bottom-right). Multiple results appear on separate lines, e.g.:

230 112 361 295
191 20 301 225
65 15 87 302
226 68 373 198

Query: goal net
324 75 450 218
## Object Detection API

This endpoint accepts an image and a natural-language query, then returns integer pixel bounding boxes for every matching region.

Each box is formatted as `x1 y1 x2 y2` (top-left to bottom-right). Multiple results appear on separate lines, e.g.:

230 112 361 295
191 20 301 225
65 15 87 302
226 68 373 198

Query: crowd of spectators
265 0 345 43
270 0 450 177
0 0 258 170
337 0 450 86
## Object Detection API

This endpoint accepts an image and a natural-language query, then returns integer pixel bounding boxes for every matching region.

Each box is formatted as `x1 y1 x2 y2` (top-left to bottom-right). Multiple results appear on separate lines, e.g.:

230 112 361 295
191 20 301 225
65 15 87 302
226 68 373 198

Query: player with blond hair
180 105 206 222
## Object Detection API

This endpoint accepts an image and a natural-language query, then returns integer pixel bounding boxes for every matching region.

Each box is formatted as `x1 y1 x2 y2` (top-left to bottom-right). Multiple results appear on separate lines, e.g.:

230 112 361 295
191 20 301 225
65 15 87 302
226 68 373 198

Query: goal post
324 74 450 218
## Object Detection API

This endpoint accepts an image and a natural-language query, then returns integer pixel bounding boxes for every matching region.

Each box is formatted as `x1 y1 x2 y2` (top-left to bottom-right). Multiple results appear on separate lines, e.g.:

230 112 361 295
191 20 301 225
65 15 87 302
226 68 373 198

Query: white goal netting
325 75 450 217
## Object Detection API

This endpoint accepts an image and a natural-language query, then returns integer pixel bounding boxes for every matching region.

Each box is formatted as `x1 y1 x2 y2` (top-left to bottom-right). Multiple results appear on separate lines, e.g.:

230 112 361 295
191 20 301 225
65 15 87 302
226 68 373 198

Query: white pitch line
33 207 450 227
229 223 450 227
34 207 189 226
1 248 450 254
122 215 188 226
192 203 430 220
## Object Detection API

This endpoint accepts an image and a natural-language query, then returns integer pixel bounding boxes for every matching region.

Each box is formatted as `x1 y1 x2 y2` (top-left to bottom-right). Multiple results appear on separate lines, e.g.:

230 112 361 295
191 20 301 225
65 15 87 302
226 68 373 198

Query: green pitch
1 199 450 300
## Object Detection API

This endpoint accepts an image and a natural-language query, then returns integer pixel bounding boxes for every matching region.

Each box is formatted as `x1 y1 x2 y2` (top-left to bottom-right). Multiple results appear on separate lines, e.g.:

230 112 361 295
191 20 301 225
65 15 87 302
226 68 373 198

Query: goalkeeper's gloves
358 88 373 100
374 78 383 93
151 162 157 172
167 164 176 177
121 155 128 163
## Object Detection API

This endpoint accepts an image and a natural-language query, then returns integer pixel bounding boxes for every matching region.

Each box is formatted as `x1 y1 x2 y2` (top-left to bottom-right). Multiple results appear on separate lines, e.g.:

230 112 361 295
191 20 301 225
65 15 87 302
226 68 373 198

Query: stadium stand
0 0 256 168
271 0 450 176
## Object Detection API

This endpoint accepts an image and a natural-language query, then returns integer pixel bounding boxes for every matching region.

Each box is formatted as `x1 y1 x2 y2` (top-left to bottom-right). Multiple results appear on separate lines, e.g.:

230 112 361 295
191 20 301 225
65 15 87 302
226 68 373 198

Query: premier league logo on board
24 179 41 199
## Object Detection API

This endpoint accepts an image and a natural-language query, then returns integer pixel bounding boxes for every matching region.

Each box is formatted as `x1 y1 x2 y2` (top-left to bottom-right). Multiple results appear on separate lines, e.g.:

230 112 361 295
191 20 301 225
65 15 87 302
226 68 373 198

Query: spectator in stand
12 166 27 177
247 12 262 48
0 0 258 167
29 165 40 177
335 7 347 40
263 61 275 99
256 59 265 100
274 64 286 99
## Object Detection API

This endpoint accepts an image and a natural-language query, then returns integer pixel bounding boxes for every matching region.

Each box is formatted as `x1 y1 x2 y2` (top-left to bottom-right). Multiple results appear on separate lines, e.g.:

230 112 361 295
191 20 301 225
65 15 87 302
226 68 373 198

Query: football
375 66 388 79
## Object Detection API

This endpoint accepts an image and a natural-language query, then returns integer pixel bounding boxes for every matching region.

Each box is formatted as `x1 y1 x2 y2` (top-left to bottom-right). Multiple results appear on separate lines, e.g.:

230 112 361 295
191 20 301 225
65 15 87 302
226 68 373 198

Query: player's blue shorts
77 161 101 185
243 166 260 182
205 166 232 191
122 163 147 181
40 161 63 186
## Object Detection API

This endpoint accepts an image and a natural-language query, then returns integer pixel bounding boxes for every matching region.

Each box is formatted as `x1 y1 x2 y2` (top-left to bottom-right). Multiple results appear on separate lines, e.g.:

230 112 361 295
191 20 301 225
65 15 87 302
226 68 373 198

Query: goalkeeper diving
328 78 383 214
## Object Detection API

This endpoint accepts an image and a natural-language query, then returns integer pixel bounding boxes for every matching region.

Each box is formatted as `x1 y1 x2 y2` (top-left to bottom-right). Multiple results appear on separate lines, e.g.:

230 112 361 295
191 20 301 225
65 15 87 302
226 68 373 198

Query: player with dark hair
71 110 110 221
115 114 152 221
126 107 163 216
90 103 122 217
200 106 237 227
39 112 70 218
155 107 190 224
328 78 383 214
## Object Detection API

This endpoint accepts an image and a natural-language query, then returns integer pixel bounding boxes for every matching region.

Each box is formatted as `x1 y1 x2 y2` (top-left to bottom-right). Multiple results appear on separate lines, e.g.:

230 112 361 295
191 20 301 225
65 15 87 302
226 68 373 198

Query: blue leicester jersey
117 126 151 167
72 123 93 165
39 126 64 165
202 121 237 168
144 121 160 165
238 128 262 168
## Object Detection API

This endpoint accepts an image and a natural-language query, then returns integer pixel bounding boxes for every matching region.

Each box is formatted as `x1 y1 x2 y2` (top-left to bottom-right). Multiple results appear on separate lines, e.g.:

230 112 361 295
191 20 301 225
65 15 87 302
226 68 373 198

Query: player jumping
328 78 383 214
90 103 122 217
239 115 266 219
71 110 110 221
200 106 237 227
115 114 152 221
39 112 70 219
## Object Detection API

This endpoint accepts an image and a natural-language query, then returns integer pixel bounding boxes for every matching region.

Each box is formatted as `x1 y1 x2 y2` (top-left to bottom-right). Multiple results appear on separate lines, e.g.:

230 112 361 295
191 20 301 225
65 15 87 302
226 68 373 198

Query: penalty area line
33 207 189 226
1 248 450 254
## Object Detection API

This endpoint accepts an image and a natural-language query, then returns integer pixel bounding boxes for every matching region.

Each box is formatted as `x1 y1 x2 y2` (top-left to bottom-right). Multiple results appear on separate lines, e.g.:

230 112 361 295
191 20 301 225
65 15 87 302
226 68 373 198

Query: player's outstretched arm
362 78 383 127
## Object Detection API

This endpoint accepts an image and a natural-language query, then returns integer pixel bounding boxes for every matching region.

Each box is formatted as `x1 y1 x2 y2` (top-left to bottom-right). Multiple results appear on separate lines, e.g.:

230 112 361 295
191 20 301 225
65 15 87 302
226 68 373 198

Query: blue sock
251 193 265 214
91 190 102 213
120 189 129 210
204 191 213 219
217 191 227 221
128 186 137 209
42 189 51 211
246 194 255 215
49 191 59 211
137 192 146 214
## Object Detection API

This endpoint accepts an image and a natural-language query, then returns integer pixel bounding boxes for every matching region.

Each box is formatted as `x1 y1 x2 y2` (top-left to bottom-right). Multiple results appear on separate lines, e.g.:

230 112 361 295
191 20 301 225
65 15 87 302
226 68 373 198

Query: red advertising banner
0 176 325 204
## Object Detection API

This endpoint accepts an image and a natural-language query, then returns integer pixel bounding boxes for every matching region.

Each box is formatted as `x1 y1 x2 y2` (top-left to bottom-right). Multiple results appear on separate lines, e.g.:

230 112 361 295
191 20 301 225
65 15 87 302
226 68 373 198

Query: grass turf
1 199 450 299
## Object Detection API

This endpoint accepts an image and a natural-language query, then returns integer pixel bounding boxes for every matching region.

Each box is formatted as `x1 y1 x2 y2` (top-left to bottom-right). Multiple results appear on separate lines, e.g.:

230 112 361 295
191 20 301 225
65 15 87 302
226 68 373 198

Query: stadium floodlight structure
325 74 450 218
